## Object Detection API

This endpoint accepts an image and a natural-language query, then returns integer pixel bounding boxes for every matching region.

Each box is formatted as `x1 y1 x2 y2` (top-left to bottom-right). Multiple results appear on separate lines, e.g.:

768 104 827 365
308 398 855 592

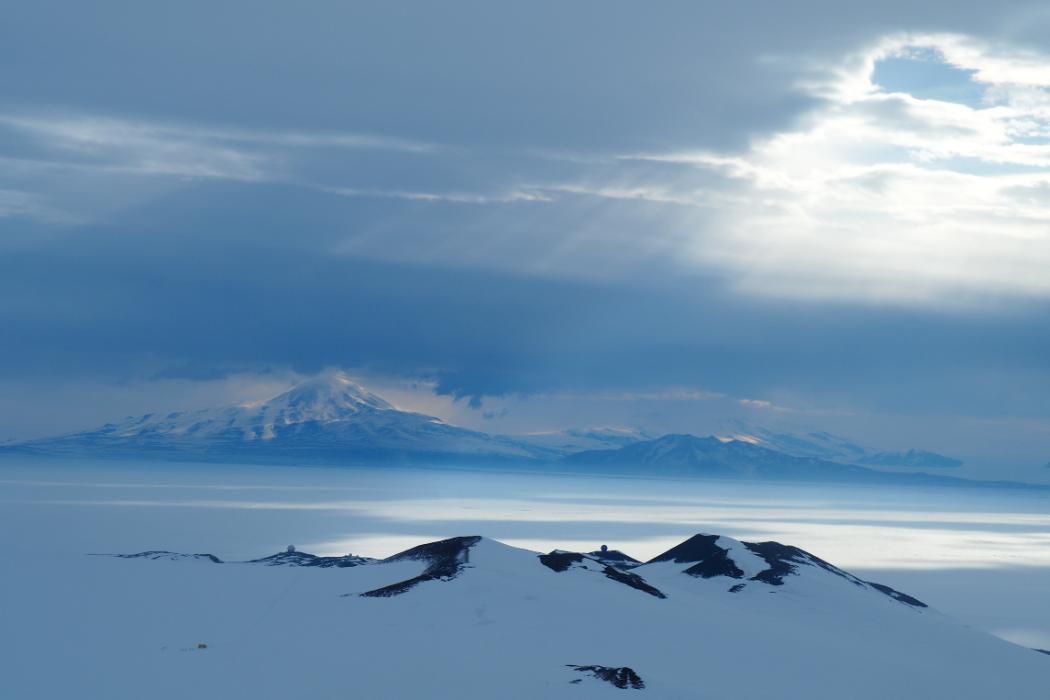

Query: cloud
739 399 773 410
325 186 552 205
3 4 1050 470
0 111 453 184
622 33 1050 304
16 34 1049 307
0 114 273 181
0 189 59 221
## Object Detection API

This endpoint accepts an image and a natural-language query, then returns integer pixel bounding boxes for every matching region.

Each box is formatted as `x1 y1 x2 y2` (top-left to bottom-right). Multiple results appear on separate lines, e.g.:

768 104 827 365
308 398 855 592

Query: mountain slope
3 372 556 464
562 433 1040 488
724 421 963 468
513 426 655 454
562 433 877 480
857 448 963 469
0 376 1025 489
13 533 1047 699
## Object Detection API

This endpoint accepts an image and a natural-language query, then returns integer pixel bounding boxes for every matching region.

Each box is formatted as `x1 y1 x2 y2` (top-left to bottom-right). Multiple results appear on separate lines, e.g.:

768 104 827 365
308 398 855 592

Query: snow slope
3 372 557 464
562 434 1040 489
514 426 655 453
4 533 1046 699
724 421 963 469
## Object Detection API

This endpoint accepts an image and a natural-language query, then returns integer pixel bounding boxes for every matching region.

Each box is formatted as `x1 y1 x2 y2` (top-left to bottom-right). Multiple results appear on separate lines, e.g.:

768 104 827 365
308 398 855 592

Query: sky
1 1 1049 475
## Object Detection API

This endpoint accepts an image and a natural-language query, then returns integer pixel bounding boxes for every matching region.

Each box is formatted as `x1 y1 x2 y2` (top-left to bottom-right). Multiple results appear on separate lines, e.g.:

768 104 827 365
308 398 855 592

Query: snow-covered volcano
1 374 1034 490
5 372 556 463
117 372 400 443
18 532 1046 699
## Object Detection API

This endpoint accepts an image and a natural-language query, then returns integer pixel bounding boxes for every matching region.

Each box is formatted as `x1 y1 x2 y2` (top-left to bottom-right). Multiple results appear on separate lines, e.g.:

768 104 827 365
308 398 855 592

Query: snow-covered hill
3 372 558 464
11 533 1047 699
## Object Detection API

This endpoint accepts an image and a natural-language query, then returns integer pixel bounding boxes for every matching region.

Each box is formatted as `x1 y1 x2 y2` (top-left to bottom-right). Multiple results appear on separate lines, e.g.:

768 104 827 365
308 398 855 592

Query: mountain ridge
3 373 1040 489
721 421 963 468
67 531 1050 699
562 433 1047 489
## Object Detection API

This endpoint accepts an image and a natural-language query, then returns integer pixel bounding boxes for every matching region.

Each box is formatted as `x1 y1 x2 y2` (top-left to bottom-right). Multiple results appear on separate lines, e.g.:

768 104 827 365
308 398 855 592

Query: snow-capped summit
4 372 557 464
107 373 394 444
142 371 397 442
0 376 1015 489
247 371 395 422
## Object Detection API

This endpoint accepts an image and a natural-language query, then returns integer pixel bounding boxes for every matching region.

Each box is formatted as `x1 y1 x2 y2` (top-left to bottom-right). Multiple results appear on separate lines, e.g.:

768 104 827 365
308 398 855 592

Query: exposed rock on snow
104 551 223 563
538 550 666 599
80 532 1049 699
568 665 645 689
101 549 379 568
599 565 667 599
358 535 482 598
107 533 925 609
538 550 587 572
865 581 927 608
645 534 927 608
648 534 746 579
741 540 855 586
248 551 375 568
587 547 641 570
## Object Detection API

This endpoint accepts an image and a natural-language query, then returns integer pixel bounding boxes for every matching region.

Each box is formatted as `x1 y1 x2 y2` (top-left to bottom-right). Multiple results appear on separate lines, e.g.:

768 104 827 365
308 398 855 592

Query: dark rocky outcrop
648 534 926 608
587 547 642 570
568 665 645 689
539 551 586 572
866 581 927 608
249 551 374 568
540 551 666 598
358 536 481 598
103 551 223 563
601 566 666 599
649 534 745 579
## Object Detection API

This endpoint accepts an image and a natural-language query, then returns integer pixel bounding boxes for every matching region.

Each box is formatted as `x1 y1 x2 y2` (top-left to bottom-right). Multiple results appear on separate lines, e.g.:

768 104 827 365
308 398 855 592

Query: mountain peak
248 371 394 419
4 371 558 463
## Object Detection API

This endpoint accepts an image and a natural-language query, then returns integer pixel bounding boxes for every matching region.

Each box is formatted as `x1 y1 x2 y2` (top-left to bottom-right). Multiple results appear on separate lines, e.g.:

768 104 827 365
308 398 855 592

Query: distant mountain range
721 421 963 469
4 372 1034 489
562 434 1013 488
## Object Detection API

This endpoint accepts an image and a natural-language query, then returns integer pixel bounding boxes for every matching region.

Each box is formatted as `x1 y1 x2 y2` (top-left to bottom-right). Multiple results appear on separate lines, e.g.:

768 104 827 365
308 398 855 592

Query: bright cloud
631 33 1050 304
4 33 1050 308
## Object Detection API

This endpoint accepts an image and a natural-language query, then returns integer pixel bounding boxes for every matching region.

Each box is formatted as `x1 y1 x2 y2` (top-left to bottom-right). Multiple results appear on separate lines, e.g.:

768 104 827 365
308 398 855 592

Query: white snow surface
4 532 1047 699
713 535 769 578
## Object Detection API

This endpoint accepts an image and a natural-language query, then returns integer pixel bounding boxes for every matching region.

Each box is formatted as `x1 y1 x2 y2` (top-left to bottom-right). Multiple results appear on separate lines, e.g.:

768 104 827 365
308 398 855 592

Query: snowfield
4 532 1047 699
